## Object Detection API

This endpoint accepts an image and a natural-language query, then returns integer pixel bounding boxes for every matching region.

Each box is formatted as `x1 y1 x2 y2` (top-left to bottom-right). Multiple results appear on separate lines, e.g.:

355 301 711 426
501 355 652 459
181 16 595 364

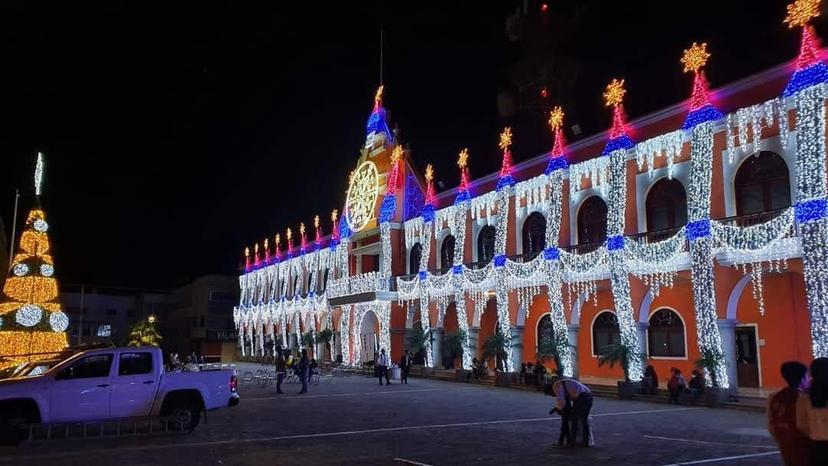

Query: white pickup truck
0 346 239 442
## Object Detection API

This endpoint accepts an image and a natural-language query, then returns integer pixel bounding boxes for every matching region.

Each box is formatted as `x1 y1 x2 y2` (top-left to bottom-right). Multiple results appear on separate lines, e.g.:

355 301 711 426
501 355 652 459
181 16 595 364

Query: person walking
552 378 594 447
768 361 808 466
274 348 287 394
399 350 412 384
297 349 309 394
797 357 828 464
377 348 391 385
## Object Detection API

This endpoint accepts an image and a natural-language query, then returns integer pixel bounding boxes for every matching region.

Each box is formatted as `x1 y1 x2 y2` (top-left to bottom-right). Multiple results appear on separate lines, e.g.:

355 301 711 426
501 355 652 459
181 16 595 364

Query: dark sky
0 0 815 289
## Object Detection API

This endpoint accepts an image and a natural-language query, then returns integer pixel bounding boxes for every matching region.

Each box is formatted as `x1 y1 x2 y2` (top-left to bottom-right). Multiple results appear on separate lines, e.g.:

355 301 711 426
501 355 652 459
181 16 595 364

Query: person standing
768 361 808 466
377 348 391 385
274 348 287 395
797 357 828 464
552 378 594 447
399 350 412 384
297 349 309 394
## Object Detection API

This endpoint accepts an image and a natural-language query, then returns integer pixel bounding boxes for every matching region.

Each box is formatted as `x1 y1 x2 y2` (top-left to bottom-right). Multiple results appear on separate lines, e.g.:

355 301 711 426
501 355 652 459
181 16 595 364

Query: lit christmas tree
454 148 472 204
681 42 723 130
496 127 516 191
545 106 570 174
602 78 635 155
783 0 828 96
0 154 68 369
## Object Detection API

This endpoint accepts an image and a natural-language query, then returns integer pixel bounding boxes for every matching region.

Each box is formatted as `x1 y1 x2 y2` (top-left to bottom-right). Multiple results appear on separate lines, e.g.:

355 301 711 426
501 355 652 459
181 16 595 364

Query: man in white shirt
376 348 391 385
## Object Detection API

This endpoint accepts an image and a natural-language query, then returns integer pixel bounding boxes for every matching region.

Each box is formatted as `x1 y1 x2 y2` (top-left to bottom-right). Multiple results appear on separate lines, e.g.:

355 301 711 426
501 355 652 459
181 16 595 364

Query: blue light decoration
404 172 425 221
454 189 471 205
452 265 463 275
682 104 723 131
421 203 435 223
493 254 507 267
543 246 560 261
785 62 828 96
686 219 711 241
796 198 828 223
495 173 516 192
338 217 352 240
379 194 397 223
606 235 625 251
602 134 635 156
544 157 569 175
418 271 427 281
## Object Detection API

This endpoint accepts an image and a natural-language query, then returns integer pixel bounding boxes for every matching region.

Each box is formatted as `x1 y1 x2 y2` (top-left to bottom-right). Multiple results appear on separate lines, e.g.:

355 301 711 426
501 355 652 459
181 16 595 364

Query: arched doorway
477 225 496 265
734 151 791 217
522 212 547 259
577 196 608 252
360 310 380 363
440 235 456 272
646 178 687 233
409 243 422 275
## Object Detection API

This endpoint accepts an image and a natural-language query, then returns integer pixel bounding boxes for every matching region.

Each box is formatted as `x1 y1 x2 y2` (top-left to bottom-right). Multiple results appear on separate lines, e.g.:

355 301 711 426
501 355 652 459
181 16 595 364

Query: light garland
686 121 729 388
635 130 684 179
725 98 789 164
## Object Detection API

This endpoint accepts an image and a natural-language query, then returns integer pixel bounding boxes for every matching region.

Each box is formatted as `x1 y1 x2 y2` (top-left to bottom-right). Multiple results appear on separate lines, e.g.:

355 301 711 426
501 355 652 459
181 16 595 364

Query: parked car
0 346 239 444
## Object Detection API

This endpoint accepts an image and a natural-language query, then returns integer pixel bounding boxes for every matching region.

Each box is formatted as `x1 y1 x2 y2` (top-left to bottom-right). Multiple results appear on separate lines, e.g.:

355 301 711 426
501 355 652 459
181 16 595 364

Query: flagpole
8 188 19 270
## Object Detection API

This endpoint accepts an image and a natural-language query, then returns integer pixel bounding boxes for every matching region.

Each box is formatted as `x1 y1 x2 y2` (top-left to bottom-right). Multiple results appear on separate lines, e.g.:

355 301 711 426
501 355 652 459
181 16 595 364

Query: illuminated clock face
345 160 379 233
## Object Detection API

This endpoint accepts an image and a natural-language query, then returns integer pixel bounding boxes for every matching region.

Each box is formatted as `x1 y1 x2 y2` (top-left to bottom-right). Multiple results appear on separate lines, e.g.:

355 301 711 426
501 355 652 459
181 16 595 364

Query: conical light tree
0 154 68 369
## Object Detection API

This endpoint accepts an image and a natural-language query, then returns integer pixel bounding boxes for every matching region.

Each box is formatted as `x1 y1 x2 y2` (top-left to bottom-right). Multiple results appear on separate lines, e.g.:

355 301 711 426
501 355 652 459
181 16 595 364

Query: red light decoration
540 87 549 98
274 234 282 261
386 145 404 195
425 164 436 206
541 3 549 13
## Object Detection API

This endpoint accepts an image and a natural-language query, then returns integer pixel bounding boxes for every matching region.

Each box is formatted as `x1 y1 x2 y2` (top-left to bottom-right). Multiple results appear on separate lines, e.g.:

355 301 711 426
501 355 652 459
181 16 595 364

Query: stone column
567 324 580 379
717 319 739 394
510 326 525 372
431 328 445 369
637 322 649 357
467 327 480 359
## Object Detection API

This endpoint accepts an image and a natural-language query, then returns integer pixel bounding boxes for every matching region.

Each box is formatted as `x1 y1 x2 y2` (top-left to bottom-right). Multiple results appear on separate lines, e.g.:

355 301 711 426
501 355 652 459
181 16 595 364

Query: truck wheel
0 415 23 445
166 403 200 431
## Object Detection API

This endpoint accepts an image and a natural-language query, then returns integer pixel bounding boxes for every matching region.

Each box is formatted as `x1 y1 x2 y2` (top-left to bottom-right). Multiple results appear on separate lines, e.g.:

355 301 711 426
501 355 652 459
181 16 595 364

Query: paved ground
0 368 781 466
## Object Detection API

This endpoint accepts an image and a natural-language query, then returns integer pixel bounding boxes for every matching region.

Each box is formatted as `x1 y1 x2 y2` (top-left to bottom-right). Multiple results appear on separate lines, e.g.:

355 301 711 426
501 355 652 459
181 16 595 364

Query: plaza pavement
0 368 781 466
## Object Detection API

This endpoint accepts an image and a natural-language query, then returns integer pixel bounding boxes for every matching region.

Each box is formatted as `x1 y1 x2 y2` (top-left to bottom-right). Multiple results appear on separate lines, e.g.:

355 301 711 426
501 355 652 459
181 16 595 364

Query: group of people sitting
639 365 706 404
167 351 205 372
519 360 555 386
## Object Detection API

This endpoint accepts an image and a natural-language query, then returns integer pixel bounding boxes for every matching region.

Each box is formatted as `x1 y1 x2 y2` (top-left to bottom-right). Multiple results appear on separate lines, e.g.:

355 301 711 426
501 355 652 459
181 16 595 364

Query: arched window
537 314 554 354
735 151 791 216
320 269 330 292
409 243 422 275
591 311 619 355
477 225 496 265
646 178 687 232
647 308 686 358
577 196 608 249
522 212 547 259
440 235 456 272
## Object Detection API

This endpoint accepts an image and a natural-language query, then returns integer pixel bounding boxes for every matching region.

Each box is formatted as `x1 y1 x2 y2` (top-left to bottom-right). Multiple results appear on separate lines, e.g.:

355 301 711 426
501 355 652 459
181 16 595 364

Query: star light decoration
681 42 723 130
274 233 282 259
330 210 340 243
603 78 626 108
785 0 821 28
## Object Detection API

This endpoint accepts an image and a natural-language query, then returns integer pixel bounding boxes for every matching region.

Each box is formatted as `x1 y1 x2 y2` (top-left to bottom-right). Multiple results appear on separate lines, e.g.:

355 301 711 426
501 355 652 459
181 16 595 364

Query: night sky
0 1 818 289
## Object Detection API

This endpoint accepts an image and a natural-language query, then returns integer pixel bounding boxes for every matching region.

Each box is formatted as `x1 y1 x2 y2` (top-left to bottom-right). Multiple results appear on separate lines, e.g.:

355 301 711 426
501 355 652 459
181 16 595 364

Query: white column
431 328 444 369
510 326 525 371
717 319 738 393
567 324 580 379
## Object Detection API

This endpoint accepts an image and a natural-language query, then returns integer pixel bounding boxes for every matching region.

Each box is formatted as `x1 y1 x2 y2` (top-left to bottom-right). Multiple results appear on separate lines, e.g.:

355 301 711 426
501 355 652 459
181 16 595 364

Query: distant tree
127 321 163 347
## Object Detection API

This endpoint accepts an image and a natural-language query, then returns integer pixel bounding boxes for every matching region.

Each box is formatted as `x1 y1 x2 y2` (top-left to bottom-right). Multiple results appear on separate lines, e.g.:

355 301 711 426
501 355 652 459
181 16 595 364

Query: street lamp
148 315 156 324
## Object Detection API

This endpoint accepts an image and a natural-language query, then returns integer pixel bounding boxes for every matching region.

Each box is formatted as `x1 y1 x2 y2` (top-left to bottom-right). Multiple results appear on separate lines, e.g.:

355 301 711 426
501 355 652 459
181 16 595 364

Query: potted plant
597 341 641 399
695 348 729 407
537 327 572 381
483 330 514 387
442 329 470 380
407 327 432 374
317 328 333 361
300 331 315 358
